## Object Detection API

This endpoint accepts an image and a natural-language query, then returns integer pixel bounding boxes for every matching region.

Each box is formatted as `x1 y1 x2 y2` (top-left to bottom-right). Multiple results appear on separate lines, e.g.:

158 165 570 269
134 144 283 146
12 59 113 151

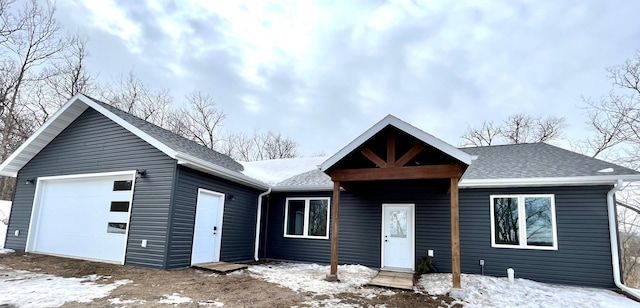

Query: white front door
382 204 415 270
191 189 225 265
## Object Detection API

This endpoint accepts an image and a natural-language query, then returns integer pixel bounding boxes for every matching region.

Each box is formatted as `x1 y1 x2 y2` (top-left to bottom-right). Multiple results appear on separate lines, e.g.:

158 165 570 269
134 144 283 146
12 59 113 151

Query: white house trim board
25 170 137 264
321 115 473 172
0 94 176 177
0 98 88 176
175 153 269 190
459 174 640 188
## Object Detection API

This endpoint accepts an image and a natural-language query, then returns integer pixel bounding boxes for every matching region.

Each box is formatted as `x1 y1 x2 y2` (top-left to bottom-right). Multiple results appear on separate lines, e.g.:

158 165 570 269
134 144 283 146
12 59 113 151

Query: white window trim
490 194 558 250
283 197 330 239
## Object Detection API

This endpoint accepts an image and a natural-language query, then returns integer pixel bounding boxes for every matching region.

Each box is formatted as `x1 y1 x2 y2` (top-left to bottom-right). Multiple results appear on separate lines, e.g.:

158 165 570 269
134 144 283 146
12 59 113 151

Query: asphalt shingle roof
82 97 640 187
89 97 244 172
272 143 640 187
460 143 639 179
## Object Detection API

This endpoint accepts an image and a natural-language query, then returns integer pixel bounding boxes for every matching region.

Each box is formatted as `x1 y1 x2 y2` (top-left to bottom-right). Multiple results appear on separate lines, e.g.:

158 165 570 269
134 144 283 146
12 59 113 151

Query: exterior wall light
136 169 147 178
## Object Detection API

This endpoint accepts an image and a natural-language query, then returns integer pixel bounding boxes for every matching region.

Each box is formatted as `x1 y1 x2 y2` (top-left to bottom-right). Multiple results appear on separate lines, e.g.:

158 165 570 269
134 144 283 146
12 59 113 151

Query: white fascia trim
271 184 334 192
459 174 640 188
175 153 269 190
0 95 89 177
0 94 178 177
320 115 473 172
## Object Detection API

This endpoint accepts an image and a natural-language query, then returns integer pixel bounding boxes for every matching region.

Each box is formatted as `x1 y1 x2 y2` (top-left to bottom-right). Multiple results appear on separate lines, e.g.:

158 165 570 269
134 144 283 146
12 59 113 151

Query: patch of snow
248 263 395 300
0 268 130 307
0 248 14 254
0 200 11 248
598 167 615 173
240 157 327 185
158 293 193 304
417 273 640 308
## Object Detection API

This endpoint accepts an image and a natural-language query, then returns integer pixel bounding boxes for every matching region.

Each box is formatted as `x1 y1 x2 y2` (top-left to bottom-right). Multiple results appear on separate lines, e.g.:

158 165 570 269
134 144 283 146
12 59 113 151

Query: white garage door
27 172 135 263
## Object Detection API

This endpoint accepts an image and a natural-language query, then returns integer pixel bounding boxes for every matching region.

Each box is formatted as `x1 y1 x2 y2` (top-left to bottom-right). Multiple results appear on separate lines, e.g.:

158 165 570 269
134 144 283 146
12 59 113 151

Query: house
1 94 639 291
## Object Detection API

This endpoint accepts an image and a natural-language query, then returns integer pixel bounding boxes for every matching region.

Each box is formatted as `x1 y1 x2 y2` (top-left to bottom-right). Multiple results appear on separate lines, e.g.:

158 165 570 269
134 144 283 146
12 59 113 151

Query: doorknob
213 226 217 235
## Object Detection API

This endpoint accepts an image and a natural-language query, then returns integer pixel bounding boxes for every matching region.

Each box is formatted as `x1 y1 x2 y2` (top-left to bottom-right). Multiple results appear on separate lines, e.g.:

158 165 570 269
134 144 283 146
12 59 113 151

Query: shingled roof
460 143 639 179
246 142 640 191
88 97 243 172
0 94 266 189
3 94 639 191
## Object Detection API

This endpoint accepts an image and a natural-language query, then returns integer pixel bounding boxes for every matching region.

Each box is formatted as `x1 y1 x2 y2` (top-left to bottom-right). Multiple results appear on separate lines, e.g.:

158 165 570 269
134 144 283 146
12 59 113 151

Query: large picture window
284 197 330 239
490 194 557 250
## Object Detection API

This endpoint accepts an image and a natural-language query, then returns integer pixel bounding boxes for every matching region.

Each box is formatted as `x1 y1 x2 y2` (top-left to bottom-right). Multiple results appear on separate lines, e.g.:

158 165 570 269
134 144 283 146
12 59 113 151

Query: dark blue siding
5 108 176 269
263 182 616 288
459 186 615 288
168 166 262 268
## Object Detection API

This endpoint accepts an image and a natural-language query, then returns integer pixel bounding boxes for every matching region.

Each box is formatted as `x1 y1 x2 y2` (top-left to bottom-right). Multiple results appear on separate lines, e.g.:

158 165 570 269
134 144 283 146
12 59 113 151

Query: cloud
57 0 640 155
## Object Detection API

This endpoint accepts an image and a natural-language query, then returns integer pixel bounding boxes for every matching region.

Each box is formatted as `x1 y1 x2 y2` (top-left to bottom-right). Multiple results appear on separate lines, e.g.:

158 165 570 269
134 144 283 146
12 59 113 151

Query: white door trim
25 170 137 265
381 203 415 271
191 188 225 265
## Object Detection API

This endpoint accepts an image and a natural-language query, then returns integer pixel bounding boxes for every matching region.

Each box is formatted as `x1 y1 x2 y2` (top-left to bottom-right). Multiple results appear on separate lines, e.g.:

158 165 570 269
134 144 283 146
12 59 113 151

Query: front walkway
368 271 414 290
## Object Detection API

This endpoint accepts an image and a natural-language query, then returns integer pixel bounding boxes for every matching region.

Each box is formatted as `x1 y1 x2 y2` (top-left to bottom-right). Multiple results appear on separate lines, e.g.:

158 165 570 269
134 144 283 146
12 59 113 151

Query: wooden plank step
368 271 414 290
192 262 248 274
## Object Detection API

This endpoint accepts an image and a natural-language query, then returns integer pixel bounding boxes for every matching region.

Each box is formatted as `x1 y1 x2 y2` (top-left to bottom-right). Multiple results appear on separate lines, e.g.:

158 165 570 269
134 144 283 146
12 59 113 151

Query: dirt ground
0 252 458 307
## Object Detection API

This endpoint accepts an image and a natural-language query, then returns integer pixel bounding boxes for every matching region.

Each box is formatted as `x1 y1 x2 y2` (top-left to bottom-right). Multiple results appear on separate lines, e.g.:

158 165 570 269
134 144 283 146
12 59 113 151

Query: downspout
254 188 271 261
607 180 640 298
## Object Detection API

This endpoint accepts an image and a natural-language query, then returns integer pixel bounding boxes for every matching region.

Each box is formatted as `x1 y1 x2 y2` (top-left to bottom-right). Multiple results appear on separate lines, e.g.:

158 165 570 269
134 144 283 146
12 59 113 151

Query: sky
54 0 640 156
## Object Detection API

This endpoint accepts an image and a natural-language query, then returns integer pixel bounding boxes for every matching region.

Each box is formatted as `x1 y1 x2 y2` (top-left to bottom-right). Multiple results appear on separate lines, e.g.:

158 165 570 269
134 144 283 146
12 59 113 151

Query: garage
26 172 135 263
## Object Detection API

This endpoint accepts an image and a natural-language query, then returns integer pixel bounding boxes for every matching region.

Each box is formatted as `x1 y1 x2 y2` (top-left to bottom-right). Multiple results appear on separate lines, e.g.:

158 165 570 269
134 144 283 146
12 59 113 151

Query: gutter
461 174 640 188
254 187 271 261
607 180 640 299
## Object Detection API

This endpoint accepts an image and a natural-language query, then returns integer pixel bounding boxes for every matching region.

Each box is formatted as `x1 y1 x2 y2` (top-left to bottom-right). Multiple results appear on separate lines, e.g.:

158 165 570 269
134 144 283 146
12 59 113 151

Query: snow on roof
239 156 329 186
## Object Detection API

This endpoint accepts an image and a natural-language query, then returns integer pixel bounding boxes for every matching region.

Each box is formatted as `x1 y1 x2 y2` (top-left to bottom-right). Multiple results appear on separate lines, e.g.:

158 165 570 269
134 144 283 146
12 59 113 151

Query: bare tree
100 71 173 125
579 51 640 287
580 51 640 161
169 91 225 150
0 0 74 200
461 121 501 146
461 114 566 146
221 130 298 161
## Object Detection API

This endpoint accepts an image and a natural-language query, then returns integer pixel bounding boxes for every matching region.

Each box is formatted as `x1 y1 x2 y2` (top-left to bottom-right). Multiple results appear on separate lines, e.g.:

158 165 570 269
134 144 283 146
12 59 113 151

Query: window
110 201 130 212
107 222 127 234
490 194 557 250
284 197 330 239
113 180 132 191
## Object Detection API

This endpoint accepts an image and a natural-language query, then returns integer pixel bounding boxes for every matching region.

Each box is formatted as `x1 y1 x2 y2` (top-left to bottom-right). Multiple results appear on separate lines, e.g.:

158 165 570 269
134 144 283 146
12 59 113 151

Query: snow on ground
0 248 14 254
0 267 131 307
158 293 193 304
248 263 395 301
417 273 640 308
0 200 10 248
240 156 327 185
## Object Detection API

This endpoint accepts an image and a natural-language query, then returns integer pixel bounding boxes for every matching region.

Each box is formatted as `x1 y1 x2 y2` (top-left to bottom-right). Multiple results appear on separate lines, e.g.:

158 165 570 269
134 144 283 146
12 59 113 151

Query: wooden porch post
327 180 341 281
450 177 461 288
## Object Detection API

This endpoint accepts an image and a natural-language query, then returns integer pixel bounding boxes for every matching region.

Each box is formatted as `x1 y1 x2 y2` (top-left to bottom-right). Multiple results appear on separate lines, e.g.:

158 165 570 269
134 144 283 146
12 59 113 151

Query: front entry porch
319 117 473 289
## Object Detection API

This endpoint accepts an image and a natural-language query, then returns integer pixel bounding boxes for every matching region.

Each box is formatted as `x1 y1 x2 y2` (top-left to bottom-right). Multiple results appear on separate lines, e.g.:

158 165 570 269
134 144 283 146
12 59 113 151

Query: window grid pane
494 197 519 245
525 197 553 247
110 201 130 212
286 200 305 236
307 199 328 237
